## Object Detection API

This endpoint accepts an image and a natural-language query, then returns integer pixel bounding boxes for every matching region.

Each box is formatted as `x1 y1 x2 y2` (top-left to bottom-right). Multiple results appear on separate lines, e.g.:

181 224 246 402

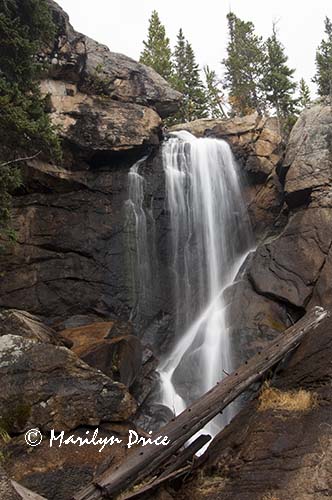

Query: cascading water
125 156 153 325
159 131 253 436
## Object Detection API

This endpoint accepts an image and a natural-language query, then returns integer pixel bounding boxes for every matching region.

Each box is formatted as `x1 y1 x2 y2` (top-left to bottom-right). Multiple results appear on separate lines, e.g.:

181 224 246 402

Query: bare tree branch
0 151 42 168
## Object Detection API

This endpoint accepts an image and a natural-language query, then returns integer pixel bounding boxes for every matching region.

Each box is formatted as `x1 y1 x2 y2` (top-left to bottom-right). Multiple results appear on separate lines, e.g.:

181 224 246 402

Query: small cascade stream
126 131 253 439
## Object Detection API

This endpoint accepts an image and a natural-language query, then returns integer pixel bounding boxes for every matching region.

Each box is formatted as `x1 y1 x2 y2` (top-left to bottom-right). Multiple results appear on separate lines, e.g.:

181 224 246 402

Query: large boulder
40 79 162 156
0 334 136 433
0 309 68 346
61 322 143 387
283 102 332 208
249 208 332 308
33 1 181 162
44 0 181 117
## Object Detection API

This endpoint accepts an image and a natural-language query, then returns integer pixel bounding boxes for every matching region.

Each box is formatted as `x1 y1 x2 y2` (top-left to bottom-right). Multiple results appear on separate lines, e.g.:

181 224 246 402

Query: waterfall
159 131 253 436
125 155 152 325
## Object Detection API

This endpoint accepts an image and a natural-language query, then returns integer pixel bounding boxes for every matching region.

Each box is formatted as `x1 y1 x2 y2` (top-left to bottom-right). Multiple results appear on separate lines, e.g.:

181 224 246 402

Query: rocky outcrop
283 102 332 208
0 333 135 433
37 0 180 162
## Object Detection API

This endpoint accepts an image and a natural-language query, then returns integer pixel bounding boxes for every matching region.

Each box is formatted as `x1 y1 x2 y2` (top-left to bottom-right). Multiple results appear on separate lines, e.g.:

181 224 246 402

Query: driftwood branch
0 151 42 168
74 306 328 500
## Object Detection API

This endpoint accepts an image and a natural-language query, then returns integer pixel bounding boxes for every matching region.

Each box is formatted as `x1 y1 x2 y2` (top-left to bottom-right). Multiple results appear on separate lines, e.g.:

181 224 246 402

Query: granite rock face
36 0 181 162
0 333 136 433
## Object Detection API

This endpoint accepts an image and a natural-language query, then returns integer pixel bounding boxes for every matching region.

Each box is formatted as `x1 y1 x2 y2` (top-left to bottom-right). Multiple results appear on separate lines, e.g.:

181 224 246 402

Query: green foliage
139 10 173 82
0 0 61 236
204 65 227 118
223 12 266 116
171 30 208 123
313 17 332 97
298 78 311 110
261 24 297 119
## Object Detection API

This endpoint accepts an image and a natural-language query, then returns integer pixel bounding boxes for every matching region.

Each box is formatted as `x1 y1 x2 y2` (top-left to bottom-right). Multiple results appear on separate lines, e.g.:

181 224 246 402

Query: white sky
57 0 331 96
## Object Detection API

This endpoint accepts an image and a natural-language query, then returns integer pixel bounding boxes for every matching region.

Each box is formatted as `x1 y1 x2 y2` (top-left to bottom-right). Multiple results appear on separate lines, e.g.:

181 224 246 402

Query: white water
125 156 152 324
159 131 253 436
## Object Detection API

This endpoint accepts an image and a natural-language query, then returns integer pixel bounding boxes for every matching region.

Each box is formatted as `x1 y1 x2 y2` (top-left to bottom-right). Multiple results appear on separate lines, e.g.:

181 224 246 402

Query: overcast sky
57 0 331 96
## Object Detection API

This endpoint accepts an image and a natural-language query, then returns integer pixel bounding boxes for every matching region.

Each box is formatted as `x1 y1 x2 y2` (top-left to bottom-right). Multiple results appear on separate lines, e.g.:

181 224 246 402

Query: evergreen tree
223 12 266 116
313 17 332 97
183 41 208 121
0 0 61 238
139 10 173 82
298 78 311 110
171 30 208 123
203 66 227 118
172 28 186 94
261 25 297 119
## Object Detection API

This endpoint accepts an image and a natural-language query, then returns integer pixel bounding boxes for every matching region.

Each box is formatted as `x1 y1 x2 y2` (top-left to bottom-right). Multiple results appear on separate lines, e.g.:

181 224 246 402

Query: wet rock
0 334 136 433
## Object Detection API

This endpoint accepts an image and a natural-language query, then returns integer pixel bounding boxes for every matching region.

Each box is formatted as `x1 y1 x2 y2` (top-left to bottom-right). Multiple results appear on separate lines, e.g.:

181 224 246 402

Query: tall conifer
223 12 265 116
139 10 173 82
298 78 311 110
261 25 297 118
313 17 332 97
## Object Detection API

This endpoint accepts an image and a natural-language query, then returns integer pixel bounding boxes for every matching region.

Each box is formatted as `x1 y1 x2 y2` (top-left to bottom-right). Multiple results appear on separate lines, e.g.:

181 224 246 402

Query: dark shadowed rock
61 322 143 387
1 424 131 500
0 335 136 433
249 208 332 308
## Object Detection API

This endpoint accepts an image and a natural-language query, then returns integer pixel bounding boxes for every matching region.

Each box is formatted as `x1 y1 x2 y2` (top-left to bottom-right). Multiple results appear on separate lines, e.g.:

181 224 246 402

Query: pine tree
172 28 186 94
183 41 208 121
139 10 173 82
0 0 61 238
203 66 227 118
171 30 208 123
223 12 266 116
313 17 332 97
261 24 297 119
298 78 311 110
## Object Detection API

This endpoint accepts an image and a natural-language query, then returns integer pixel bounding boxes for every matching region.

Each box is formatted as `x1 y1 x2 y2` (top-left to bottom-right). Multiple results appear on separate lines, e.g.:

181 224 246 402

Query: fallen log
74 306 328 500
159 433 211 480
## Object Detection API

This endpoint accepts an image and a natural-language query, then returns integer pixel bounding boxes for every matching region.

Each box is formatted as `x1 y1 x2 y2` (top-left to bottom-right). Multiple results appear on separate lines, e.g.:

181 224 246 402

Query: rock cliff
1 1 332 498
